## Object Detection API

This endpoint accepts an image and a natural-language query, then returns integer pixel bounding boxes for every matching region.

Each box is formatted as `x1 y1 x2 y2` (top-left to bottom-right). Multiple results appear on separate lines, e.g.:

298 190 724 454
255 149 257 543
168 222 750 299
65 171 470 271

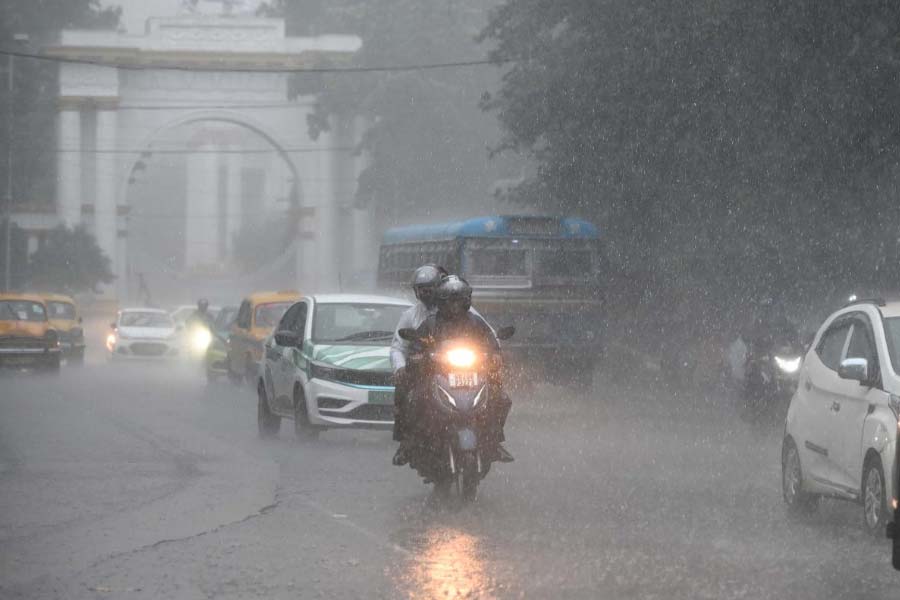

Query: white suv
783 298 899 534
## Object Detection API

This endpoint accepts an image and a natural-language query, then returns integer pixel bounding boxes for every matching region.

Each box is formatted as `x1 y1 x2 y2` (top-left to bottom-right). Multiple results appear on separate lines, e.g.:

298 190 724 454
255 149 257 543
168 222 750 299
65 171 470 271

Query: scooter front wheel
457 453 479 503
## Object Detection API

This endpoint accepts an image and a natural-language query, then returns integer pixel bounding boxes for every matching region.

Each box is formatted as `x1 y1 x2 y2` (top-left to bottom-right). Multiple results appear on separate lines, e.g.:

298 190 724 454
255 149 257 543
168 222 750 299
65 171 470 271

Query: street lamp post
4 33 29 292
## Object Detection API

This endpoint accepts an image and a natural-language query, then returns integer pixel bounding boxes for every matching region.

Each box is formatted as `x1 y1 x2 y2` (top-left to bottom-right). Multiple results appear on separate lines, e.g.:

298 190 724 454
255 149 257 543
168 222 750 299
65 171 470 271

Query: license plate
368 390 395 405
448 372 478 388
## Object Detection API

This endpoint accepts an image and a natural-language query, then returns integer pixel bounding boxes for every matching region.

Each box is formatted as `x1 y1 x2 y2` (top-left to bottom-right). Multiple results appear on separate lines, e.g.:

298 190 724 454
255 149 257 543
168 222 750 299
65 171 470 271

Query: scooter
398 325 514 502
740 342 802 422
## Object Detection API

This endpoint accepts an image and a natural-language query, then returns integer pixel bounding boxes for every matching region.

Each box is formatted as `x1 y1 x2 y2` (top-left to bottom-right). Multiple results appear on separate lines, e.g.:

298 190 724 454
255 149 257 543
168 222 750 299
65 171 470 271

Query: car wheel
863 454 887 536
782 437 819 515
293 388 319 441
257 382 280 438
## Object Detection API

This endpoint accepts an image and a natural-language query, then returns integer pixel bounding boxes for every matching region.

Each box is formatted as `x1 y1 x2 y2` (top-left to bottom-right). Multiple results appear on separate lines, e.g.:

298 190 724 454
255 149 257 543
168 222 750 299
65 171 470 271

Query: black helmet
197 298 209 312
436 275 472 319
412 264 447 307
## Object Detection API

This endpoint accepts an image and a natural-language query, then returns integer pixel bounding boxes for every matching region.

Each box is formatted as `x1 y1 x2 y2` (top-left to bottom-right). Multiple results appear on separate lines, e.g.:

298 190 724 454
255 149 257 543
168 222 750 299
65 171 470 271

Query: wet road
1 361 897 599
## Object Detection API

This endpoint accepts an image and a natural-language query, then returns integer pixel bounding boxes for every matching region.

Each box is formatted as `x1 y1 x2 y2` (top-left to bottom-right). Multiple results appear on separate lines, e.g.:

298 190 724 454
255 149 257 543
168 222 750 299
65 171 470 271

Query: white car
107 308 181 360
782 298 899 534
256 294 412 439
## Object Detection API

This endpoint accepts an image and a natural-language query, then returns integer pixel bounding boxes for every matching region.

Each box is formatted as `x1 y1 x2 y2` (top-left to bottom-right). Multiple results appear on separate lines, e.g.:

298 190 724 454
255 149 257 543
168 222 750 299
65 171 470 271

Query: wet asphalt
1 358 898 599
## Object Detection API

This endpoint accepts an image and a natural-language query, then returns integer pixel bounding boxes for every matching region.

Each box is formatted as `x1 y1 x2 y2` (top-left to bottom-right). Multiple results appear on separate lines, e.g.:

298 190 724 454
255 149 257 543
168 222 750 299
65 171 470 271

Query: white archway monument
48 14 371 300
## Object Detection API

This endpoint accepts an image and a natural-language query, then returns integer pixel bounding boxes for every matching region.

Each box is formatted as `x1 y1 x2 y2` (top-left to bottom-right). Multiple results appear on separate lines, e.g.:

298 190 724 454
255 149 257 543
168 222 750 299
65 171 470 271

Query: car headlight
191 328 212 352
310 362 340 382
774 355 801 374
445 347 477 369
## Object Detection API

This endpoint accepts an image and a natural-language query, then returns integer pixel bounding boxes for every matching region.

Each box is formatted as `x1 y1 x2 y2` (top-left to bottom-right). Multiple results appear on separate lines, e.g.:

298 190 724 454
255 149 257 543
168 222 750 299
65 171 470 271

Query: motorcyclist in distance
186 298 215 329
407 275 514 464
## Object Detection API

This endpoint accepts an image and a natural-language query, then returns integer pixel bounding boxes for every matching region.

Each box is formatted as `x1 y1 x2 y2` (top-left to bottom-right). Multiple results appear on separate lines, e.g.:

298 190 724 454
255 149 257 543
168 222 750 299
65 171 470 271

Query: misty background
2 0 899 360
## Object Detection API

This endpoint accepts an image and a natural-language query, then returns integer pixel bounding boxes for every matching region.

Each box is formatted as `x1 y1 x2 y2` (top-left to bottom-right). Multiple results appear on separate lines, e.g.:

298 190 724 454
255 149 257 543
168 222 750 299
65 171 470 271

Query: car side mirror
398 327 418 341
274 330 301 347
78 316 83 324
838 358 869 384
496 325 515 341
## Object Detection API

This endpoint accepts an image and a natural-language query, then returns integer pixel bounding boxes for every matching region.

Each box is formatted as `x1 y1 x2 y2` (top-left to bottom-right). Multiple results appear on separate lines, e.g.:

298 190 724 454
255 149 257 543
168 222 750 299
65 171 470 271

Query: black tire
226 355 243 386
458 453 479 503
782 437 819 515
293 388 319 441
862 454 887 536
68 350 85 367
257 382 280 438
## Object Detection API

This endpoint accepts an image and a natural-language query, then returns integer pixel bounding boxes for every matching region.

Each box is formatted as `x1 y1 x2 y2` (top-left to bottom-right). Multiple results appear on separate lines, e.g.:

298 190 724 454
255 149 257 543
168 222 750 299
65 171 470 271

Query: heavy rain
2 0 900 598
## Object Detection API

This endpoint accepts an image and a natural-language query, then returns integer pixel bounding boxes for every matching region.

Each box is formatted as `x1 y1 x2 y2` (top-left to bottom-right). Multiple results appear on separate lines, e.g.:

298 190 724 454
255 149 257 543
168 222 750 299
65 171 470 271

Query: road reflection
394 526 498 599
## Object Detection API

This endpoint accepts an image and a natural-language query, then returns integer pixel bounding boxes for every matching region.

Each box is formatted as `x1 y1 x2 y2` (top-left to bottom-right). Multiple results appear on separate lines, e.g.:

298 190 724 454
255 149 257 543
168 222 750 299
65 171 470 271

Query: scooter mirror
496 326 515 341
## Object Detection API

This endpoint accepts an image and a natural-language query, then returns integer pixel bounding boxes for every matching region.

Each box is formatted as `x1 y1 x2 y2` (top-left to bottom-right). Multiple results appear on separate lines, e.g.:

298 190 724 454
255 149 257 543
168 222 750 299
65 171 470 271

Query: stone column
57 107 82 227
316 128 338 290
185 144 219 268
95 109 118 295
225 146 242 256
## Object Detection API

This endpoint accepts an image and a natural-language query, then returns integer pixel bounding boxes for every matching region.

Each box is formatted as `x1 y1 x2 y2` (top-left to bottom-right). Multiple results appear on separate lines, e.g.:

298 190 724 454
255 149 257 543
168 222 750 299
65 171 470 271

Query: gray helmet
436 275 472 319
412 264 447 307
197 298 209 312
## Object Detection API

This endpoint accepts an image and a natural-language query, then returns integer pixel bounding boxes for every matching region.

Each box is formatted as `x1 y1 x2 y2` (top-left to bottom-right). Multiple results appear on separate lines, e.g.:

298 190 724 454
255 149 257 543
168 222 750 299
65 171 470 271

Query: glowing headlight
106 333 117 352
774 356 801 374
445 348 477 368
191 328 212 352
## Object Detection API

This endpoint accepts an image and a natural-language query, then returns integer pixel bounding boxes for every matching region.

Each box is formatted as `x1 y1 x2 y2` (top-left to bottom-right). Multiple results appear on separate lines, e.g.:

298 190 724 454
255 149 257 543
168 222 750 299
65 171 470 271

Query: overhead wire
0 48 509 73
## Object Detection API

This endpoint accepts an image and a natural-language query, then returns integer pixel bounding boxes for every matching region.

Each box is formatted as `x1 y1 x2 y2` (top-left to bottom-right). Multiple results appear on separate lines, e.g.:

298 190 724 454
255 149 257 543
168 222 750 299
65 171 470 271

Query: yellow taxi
226 290 301 384
41 293 86 366
0 293 62 372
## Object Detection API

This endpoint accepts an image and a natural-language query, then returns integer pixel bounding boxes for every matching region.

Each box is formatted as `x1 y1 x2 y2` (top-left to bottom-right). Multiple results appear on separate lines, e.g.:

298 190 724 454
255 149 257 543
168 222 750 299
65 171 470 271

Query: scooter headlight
106 333 117 352
191 328 212 352
774 356 801 374
445 347 477 368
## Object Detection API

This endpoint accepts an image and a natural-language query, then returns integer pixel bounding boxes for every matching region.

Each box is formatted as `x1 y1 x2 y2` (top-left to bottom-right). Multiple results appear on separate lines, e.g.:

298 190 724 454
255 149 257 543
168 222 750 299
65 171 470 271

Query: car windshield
254 302 292 329
214 307 237 332
0 300 47 322
313 303 408 343
47 301 77 320
120 312 173 328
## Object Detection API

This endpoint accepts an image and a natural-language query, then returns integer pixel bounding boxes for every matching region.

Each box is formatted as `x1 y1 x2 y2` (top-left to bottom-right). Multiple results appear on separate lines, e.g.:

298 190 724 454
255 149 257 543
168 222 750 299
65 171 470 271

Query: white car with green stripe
256 294 412 439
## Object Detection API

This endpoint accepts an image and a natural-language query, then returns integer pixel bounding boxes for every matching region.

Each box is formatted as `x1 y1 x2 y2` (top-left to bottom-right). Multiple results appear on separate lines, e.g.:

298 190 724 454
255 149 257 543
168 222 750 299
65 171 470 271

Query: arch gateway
43 14 373 302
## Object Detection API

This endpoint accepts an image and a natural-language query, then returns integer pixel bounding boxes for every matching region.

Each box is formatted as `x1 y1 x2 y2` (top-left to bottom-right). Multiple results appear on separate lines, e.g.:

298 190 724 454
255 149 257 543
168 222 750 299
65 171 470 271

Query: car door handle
830 401 841 413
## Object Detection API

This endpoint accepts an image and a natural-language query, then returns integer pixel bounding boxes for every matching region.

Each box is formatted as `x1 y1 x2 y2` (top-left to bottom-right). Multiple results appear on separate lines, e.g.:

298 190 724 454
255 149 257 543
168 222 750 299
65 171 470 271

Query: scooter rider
390 265 447 465
402 275 514 465
186 298 215 329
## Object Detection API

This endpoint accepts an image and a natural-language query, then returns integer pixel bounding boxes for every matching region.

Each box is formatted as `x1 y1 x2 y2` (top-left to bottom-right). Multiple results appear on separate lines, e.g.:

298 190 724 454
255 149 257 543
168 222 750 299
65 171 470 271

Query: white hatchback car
107 308 181 360
256 294 412 439
783 298 899 533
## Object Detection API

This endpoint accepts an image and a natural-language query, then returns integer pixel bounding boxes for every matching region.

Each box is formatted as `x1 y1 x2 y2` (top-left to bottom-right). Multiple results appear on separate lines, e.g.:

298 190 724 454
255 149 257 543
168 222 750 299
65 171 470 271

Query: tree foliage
482 1 900 318
0 0 119 206
267 0 522 224
27 225 114 294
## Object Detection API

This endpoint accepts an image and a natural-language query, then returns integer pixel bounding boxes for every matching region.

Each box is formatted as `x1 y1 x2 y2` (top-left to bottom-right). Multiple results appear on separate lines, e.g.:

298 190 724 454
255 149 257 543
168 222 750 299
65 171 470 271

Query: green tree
0 1 119 208
27 225 114 294
481 0 900 314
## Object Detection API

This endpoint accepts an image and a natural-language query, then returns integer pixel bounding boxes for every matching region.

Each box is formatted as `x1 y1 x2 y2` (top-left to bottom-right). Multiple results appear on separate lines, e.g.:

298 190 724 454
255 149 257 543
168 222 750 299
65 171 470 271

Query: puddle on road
389 525 516 599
